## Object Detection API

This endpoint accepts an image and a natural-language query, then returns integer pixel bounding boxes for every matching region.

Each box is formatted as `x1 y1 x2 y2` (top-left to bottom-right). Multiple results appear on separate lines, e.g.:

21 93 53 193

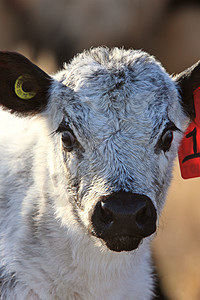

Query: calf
0 47 199 299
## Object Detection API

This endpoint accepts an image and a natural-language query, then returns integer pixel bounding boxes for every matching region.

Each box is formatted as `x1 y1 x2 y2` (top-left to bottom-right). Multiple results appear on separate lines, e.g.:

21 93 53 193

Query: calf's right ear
175 60 200 119
0 51 52 115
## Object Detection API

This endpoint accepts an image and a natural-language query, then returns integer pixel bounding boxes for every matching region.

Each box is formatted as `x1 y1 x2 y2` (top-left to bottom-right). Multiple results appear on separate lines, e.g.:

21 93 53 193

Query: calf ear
175 61 200 119
0 51 51 115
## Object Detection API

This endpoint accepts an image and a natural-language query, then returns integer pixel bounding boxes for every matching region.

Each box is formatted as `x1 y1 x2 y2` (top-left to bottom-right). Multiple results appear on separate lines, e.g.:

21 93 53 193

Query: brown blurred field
153 160 200 300
0 1 200 299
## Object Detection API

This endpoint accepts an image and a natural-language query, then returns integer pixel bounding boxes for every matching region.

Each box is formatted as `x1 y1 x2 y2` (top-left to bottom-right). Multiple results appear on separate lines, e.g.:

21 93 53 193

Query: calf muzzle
90 191 157 252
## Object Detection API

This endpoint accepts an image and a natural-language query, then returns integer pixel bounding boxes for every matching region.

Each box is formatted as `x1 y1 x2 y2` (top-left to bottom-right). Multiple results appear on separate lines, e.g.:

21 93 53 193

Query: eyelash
54 122 72 134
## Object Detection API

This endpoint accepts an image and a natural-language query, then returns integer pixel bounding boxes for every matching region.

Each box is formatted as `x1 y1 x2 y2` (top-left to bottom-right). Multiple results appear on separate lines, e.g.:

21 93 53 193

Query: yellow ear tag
15 74 37 100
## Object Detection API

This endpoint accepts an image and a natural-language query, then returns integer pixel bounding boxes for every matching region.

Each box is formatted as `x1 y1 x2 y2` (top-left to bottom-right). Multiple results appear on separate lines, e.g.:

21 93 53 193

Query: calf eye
161 130 173 152
62 131 76 152
157 121 182 153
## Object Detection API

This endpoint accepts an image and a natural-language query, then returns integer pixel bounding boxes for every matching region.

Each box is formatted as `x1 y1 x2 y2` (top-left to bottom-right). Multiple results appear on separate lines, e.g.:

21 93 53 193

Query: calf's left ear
0 51 51 115
175 60 200 119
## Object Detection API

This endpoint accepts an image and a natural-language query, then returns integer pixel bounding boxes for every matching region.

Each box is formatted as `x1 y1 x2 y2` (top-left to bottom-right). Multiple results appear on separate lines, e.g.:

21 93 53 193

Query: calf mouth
102 235 143 252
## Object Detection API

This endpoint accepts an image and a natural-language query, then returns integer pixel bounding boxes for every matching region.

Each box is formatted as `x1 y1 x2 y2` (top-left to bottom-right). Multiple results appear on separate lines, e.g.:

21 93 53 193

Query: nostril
135 205 150 228
100 201 113 224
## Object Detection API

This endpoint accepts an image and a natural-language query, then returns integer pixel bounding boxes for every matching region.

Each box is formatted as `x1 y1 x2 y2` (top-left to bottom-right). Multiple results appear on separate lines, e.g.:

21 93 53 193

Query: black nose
90 191 157 252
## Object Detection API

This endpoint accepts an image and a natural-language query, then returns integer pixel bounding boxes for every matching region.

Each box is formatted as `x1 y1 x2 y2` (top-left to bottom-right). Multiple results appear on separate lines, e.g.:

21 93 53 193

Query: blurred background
0 0 200 299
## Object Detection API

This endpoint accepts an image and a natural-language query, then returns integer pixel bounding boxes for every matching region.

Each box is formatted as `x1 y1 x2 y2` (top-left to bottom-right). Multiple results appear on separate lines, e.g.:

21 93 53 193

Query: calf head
0 48 199 252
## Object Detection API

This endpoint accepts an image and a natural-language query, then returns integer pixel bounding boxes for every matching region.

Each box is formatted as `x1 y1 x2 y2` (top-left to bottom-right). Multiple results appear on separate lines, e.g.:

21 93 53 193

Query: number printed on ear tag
178 87 200 179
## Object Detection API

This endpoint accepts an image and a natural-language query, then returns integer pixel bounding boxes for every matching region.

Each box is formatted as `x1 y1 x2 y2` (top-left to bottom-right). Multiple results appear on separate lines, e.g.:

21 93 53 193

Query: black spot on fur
0 267 18 296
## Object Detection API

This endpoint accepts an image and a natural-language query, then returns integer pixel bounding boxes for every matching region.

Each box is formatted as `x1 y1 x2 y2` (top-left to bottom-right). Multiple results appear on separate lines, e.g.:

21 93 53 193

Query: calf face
53 48 187 252
0 48 199 255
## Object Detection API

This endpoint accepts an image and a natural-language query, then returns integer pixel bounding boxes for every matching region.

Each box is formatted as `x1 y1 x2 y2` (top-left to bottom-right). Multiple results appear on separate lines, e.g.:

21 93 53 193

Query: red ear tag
178 87 200 179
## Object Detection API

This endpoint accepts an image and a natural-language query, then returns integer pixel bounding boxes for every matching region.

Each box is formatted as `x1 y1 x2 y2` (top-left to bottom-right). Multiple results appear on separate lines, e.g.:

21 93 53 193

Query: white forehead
56 47 180 140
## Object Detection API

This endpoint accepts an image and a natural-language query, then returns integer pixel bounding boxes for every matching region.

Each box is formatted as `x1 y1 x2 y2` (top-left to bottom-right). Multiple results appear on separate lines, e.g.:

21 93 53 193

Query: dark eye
161 129 173 152
62 131 76 152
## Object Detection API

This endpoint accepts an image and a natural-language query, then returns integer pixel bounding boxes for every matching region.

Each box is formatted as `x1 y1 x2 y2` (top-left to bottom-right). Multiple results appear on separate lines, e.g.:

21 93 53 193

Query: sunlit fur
0 47 188 299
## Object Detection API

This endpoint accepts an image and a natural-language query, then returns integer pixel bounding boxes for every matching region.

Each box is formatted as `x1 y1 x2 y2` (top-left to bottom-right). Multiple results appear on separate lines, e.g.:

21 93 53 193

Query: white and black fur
0 48 199 299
